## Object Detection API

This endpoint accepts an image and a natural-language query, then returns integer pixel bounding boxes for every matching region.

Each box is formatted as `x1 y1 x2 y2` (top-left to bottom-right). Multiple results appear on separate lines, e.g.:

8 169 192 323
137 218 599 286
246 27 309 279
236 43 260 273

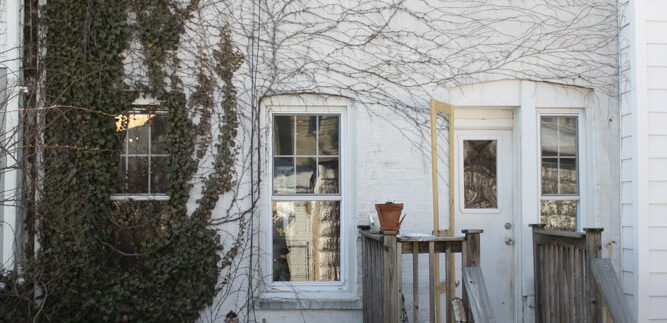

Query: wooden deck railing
361 229 493 323
531 224 635 323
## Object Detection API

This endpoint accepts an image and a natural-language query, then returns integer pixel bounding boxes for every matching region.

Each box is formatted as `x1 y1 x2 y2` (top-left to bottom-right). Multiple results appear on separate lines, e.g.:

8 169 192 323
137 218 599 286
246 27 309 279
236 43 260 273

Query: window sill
255 296 361 310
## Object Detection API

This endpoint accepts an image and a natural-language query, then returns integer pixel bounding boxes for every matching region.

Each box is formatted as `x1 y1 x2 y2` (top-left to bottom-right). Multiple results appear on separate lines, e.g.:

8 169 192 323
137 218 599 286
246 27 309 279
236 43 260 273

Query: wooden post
383 231 401 323
584 228 603 323
462 229 483 323
462 229 482 267
530 224 546 323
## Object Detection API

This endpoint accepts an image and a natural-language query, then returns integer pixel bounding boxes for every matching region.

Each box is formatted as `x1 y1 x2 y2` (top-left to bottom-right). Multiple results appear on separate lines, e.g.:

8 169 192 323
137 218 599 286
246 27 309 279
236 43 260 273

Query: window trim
110 96 169 201
261 95 357 301
537 109 586 231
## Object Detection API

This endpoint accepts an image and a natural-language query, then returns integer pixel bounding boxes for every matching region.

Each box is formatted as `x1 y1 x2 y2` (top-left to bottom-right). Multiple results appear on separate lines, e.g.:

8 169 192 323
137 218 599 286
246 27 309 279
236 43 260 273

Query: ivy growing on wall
0 0 242 321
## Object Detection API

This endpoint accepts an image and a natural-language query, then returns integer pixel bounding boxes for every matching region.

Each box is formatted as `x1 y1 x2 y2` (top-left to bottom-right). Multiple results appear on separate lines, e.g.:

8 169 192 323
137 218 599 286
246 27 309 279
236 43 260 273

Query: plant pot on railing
375 202 406 232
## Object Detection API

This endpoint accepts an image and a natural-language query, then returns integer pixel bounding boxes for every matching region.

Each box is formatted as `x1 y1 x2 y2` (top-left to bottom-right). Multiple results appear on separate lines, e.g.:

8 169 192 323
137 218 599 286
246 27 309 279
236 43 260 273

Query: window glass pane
127 157 148 193
559 117 577 157
540 117 558 157
273 116 294 155
127 114 151 154
296 157 316 194
319 116 339 155
315 157 339 194
541 158 558 194
296 116 317 155
559 158 578 194
273 157 295 194
151 114 168 154
272 200 340 282
541 200 577 231
463 140 497 208
150 157 168 193
117 157 126 192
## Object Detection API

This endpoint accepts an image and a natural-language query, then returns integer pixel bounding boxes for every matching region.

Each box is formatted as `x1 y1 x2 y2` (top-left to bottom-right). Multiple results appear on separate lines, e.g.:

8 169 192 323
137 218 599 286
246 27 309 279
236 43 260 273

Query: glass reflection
316 158 339 194
296 157 316 194
540 117 558 157
127 157 148 193
319 116 339 155
559 117 577 156
541 158 558 194
296 116 317 155
273 157 295 194
151 157 168 193
559 158 577 194
273 116 294 155
127 115 150 154
151 114 168 154
272 201 340 281
463 140 497 209
541 200 577 231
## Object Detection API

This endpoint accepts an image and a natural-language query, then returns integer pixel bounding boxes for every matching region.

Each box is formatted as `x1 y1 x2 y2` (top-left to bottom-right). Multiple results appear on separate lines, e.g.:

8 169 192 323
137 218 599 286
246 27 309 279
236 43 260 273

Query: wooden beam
462 267 496 323
590 258 635 323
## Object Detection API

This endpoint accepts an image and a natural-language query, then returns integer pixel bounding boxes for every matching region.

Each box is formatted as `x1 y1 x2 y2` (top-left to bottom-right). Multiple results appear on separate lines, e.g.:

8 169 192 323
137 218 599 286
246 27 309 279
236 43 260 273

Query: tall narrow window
271 114 341 282
540 116 578 230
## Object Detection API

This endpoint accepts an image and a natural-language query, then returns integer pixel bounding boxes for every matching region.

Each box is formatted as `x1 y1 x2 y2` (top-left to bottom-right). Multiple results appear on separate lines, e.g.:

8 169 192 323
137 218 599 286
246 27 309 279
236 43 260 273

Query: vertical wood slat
429 241 436 323
413 243 419 323
445 245 453 323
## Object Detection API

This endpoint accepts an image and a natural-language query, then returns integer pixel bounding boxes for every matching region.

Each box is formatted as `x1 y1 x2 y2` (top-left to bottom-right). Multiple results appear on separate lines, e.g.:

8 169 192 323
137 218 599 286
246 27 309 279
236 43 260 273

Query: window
271 114 341 282
540 115 579 230
463 139 498 209
114 111 168 198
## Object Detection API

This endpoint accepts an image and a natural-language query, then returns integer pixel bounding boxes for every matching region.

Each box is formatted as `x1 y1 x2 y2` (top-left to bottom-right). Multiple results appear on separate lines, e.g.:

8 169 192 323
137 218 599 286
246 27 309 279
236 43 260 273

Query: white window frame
537 109 586 231
111 96 169 201
260 94 357 302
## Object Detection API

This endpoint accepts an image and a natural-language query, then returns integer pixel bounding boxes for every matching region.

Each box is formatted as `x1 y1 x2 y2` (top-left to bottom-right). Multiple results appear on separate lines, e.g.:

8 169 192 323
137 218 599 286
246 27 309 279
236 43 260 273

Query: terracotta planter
375 203 405 232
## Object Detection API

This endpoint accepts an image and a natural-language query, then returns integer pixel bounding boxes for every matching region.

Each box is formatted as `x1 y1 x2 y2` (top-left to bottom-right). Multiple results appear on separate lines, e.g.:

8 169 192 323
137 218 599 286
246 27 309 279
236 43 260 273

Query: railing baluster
429 241 435 323
413 242 419 323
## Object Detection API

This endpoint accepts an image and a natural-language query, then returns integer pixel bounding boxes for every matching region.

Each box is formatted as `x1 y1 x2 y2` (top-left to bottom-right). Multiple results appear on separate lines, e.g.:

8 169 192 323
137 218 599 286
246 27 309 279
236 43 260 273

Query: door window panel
463 140 497 209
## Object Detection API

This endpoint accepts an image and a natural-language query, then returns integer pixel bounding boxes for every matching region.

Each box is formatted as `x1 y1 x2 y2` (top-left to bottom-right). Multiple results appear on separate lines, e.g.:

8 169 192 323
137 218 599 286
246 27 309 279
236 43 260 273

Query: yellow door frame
429 99 455 323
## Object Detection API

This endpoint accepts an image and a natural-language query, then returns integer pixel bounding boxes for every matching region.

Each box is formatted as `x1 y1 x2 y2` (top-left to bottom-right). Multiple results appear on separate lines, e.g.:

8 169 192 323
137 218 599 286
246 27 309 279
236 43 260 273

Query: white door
455 129 515 322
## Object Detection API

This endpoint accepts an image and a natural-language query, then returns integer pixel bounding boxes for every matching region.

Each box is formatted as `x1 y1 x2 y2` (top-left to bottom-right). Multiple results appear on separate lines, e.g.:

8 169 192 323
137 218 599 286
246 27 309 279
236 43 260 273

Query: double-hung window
113 110 169 199
539 115 580 230
271 113 342 283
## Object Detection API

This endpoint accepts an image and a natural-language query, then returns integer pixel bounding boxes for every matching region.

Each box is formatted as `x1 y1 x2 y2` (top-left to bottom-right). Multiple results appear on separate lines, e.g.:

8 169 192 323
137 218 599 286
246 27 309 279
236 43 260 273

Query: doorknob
504 237 514 245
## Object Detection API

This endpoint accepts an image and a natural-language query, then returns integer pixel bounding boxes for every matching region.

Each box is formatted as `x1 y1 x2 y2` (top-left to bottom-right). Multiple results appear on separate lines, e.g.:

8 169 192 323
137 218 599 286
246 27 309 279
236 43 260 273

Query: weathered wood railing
531 224 635 323
361 229 493 323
